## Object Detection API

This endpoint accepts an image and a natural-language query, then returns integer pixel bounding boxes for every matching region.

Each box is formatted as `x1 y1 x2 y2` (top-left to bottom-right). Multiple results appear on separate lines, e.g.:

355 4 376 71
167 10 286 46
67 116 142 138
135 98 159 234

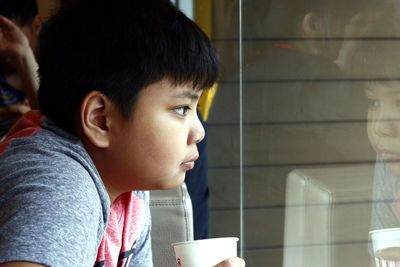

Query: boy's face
366 82 400 176
106 78 205 191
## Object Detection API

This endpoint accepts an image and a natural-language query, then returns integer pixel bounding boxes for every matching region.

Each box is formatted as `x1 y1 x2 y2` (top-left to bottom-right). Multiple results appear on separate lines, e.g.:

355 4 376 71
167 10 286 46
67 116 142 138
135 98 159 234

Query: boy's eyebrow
364 88 375 94
365 83 400 96
171 90 203 100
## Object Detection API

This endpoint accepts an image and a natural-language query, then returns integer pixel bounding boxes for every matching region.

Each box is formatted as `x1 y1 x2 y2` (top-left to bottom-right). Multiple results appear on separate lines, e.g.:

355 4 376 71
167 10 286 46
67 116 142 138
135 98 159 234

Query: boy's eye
175 106 190 116
368 98 381 110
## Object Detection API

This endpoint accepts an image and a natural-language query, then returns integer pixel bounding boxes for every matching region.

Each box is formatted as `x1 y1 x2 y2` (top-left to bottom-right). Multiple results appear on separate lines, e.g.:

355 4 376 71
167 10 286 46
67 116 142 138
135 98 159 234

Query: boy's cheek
366 124 378 151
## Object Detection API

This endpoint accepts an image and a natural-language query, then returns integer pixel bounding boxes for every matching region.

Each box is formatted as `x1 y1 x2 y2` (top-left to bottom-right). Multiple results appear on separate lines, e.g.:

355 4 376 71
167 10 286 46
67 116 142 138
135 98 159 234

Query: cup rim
171 237 239 247
369 228 400 236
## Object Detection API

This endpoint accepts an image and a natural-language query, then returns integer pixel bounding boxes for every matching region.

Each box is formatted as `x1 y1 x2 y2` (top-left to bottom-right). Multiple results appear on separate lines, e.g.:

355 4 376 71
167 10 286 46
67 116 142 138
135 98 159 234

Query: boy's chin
387 163 400 178
154 175 186 191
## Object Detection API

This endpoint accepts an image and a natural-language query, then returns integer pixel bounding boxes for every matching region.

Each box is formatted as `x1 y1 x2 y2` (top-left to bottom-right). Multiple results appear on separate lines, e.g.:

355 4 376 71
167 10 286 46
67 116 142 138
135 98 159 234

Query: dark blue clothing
0 75 26 136
185 110 209 240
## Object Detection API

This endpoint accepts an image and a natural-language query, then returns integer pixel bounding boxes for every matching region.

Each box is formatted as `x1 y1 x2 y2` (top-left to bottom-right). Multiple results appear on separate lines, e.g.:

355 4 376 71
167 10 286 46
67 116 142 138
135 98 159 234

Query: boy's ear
302 12 324 37
80 91 112 148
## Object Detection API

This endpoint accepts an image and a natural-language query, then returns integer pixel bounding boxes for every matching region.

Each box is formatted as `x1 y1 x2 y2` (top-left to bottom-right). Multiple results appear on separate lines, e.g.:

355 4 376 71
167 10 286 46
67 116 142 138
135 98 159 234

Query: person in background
222 0 367 81
0 0 41 138
0 0 41 57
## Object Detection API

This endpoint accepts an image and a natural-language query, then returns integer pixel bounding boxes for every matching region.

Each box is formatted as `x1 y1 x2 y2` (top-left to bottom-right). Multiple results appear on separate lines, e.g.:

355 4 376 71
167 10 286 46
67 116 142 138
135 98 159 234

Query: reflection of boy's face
366 82 400 176
105 78 205 191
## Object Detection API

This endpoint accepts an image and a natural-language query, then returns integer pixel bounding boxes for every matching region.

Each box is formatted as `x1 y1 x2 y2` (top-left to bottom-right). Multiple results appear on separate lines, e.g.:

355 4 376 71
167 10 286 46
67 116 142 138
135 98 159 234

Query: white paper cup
370 228 400 266
171 237 239 267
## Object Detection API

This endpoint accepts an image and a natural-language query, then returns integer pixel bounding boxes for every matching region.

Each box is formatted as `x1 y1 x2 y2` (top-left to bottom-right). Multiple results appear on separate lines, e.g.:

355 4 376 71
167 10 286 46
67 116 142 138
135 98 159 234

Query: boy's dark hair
0 0 38 27
38 0 219 133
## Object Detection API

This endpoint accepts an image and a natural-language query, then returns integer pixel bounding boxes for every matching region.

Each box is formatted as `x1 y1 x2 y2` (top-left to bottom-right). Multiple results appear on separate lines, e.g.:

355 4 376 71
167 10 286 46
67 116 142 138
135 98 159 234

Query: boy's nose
376 120 395 137
188 114 205 145
375 112 398 137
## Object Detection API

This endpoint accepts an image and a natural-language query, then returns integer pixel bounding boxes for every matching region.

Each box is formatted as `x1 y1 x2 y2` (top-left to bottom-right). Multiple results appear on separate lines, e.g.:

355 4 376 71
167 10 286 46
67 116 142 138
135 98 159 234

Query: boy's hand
214 257 245 267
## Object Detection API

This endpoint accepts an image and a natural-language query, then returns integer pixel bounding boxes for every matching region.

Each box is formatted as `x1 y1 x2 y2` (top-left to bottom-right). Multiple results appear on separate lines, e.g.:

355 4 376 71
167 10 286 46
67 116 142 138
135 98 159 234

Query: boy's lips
382 153 400 162
379 149 400 162
181 154 199 170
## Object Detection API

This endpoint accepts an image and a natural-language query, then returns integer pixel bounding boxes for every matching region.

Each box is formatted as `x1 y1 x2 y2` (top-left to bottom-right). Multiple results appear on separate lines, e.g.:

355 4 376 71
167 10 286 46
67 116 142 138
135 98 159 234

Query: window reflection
281 2 400 266
340 7 400 264
208 0 400 266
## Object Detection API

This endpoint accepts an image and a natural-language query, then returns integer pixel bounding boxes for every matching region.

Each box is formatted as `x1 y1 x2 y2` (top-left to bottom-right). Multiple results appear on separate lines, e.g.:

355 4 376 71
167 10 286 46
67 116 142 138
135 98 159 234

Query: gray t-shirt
0 114 151 266
370 159 400 231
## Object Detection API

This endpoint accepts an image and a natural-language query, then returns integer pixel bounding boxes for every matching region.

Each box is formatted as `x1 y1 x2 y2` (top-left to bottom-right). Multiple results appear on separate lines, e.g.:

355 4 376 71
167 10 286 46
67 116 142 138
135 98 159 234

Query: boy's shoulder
0 114 111 266
0 111 93 173
0 110 108 207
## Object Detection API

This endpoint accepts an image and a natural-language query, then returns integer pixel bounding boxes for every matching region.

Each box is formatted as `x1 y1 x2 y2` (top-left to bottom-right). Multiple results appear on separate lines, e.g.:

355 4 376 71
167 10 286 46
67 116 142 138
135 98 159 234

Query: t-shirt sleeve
0 162 106 267
128 191 153 267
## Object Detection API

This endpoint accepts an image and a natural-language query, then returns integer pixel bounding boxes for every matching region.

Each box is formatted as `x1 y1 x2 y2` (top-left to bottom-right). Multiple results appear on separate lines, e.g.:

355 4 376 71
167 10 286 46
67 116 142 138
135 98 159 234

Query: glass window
205 0 400 266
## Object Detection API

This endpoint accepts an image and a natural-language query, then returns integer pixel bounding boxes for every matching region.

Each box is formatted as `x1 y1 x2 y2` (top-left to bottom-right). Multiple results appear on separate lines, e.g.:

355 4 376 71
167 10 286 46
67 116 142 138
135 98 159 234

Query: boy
0 0 244 266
